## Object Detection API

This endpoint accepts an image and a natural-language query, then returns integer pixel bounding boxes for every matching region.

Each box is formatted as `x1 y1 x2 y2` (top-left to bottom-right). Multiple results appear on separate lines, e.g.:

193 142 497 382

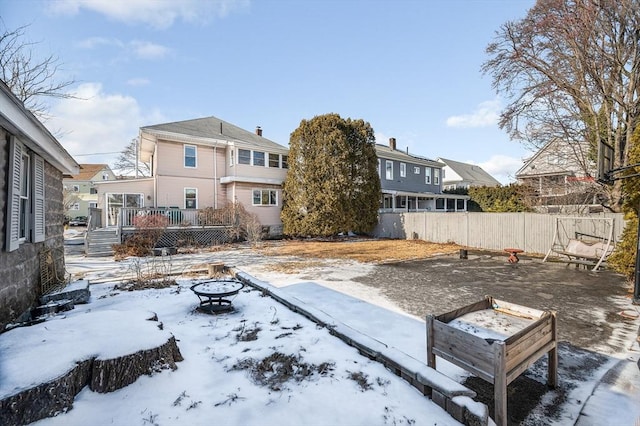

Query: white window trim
238 148 251 165
184 187 198 209
184 144 197 168
252 188 278 206
229 149 235 167
413 166 420 174
425 167 432 184
252 150 266 167
434 169 440 185
385 160 393 180
400 162 406 178
268 153 280 168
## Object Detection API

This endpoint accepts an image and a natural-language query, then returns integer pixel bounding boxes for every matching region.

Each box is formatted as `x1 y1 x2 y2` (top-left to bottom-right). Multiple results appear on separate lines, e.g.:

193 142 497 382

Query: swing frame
542 216 615 271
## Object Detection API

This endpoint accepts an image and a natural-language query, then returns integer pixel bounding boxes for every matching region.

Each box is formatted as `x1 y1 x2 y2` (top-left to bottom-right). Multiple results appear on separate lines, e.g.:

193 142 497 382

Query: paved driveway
354 251 636 354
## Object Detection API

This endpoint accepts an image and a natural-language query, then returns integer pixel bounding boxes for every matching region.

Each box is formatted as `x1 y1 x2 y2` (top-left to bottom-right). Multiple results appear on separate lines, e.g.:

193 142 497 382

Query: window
102 172 110 180
184 145 197 168
229 149 235 166
89 202 97 209
72 184 80 192
71 203 80 210
185 188 197 209
6 139 45 251
238 149 251 165
400 163 406 178
385 160 393 180
434 169 440 185
413 166 420 174
268 153 280 168
253 189 278 206
90 187 98 194
253 151 265 166
282 155 289 169
425 167 432 184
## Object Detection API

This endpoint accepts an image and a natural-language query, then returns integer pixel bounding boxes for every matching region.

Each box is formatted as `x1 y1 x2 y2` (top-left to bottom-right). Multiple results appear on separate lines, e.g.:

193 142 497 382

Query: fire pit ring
190 279 244 314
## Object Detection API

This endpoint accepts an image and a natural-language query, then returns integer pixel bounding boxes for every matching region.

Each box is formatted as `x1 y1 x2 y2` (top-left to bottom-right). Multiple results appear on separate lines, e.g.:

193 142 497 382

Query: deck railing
118 207 236 229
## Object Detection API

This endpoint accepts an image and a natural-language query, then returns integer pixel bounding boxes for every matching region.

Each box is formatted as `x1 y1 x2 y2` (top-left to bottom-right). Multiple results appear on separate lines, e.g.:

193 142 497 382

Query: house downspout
214 145 218 209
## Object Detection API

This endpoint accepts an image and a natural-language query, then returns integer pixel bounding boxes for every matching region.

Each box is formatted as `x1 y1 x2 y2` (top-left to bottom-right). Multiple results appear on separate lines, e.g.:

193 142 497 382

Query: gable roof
141 116 288 153
66 164 111 181
0 79 78 175
437 158 501 186
515 138 593 178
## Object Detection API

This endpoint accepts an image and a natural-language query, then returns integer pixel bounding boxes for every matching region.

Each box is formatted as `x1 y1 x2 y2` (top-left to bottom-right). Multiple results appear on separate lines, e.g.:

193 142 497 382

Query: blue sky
2 0 535 183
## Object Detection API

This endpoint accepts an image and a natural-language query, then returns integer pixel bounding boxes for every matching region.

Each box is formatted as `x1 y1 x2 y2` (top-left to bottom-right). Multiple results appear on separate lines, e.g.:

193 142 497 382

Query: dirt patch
258 238 461 263
262 260 328 274
231 352 335 391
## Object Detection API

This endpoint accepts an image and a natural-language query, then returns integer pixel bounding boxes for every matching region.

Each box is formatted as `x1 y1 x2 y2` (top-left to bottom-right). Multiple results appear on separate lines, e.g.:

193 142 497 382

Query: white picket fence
373 212 626 255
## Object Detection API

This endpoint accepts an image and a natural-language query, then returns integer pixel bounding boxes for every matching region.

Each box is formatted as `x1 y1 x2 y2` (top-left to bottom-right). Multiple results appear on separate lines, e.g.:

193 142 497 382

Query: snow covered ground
2 244 640 425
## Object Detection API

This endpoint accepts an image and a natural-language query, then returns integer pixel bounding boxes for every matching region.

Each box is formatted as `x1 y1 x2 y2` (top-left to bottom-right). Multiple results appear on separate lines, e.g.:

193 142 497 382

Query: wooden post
548 312 558 388
426 315 436 368
494 341 507 426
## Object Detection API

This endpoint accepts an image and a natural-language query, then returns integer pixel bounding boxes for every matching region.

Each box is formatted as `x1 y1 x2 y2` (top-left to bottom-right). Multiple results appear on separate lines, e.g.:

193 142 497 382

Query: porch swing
542 216 615 271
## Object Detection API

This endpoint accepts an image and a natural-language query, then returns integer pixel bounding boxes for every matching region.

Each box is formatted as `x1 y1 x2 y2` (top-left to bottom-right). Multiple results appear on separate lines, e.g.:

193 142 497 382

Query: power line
72 151 121 156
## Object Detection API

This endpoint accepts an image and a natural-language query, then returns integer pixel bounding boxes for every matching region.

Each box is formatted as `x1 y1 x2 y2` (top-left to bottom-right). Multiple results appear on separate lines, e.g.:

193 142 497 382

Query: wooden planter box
426 296 557 426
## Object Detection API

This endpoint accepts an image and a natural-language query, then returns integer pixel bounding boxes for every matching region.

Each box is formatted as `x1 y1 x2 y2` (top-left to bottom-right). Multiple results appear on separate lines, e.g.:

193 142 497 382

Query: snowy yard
2 243 640 426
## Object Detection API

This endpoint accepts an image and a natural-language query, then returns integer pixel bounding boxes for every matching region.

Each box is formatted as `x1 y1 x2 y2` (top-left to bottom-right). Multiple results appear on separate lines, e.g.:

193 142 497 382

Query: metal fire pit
190 279 243 314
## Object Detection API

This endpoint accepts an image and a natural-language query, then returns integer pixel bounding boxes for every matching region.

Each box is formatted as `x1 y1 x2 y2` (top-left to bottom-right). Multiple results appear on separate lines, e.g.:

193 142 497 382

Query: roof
66 164 111 181
0 79 79 175
437 158 501 186
375 144 443 168
141 116 288 153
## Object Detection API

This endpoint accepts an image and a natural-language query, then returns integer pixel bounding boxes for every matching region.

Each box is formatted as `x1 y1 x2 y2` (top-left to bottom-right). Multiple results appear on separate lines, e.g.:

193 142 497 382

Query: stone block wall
0 131 67 331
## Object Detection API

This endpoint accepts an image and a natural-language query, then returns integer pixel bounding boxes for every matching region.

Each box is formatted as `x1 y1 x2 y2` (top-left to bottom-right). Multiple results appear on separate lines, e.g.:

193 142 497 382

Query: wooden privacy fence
374 212 625 255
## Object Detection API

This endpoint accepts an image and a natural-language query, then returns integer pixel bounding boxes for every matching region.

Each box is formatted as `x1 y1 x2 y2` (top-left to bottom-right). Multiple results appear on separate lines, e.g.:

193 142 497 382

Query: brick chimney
389 137 396 150
256 126 262 137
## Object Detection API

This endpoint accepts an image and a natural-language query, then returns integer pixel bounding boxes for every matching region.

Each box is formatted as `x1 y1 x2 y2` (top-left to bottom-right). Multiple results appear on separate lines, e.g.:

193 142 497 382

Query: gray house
376 138 468 212
0 79 79 331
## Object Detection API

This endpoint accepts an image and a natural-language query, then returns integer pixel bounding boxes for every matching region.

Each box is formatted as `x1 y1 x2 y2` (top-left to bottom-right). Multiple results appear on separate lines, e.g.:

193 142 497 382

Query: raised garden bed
426 296 557 426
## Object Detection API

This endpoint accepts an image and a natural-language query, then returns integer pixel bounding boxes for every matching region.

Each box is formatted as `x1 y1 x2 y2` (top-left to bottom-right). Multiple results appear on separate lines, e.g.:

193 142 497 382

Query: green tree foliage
607 124 640 279
467 184 532 212
281 113 381 237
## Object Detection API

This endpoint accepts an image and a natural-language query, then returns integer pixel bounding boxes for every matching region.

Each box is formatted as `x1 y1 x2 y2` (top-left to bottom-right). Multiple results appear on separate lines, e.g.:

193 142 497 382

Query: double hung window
238 149 251 165
6 139 45 251
184 145 197 168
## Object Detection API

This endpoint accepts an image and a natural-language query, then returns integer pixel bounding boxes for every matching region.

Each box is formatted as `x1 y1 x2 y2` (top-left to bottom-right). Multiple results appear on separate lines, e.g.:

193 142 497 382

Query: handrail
118 207 235 228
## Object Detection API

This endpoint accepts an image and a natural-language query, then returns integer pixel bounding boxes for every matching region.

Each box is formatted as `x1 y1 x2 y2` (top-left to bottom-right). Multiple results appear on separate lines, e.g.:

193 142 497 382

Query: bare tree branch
0 21 77 119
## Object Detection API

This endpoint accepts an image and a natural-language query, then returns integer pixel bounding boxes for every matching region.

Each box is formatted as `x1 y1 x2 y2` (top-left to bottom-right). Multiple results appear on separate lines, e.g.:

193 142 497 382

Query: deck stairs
85 228 119 257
